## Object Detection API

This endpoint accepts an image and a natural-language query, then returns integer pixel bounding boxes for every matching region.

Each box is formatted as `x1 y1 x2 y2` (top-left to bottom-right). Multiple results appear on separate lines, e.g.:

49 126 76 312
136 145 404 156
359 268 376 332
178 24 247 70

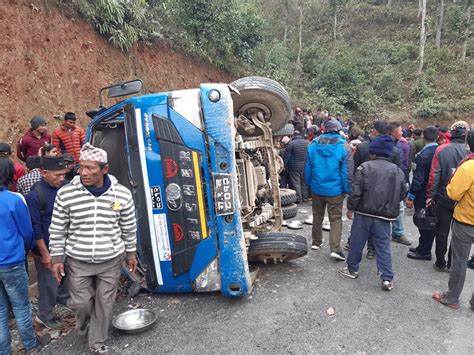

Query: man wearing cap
305 118 354 261
17 156 42 196
17 116 51 162
26 156 69 330
0 142 26 192
52 112 85 163
49 143 137 353
341 136 406 291
426 121 469 272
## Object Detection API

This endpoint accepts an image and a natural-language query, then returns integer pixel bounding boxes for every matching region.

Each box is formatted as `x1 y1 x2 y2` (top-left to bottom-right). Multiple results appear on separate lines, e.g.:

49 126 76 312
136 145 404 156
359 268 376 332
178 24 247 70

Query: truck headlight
195 258 221 292
208 89 221 102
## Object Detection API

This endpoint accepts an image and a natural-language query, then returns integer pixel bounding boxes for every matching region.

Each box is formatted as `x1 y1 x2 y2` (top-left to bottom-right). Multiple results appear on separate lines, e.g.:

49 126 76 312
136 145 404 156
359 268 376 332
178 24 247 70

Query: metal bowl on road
112 309 157 334
287 220 304 229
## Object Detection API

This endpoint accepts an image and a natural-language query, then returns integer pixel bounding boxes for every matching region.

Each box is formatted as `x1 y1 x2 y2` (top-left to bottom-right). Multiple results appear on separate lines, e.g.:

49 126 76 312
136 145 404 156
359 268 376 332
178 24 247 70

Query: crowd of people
1 114 136 354
1 110 473 354
280 108 473 301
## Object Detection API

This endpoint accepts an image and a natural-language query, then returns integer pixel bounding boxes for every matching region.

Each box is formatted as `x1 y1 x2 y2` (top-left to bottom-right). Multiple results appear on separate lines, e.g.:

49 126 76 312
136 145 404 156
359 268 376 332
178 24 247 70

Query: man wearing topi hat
49 143 137 353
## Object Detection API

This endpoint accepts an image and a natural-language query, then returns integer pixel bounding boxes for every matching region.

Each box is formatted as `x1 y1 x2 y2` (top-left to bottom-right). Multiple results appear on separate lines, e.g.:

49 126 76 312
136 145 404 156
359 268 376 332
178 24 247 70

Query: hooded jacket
304 133 353 197
49 174 137 264
348 158 407 220
427 139 469 209
0 187 34 268
447 155 474 225
16 129 51 162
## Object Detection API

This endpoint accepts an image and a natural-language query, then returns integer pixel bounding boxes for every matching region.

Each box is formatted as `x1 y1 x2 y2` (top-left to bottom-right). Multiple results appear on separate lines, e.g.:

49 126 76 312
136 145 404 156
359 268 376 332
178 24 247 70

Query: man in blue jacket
405 126 438 260
0 157 41 354
26 156 69 330
305 118 353 260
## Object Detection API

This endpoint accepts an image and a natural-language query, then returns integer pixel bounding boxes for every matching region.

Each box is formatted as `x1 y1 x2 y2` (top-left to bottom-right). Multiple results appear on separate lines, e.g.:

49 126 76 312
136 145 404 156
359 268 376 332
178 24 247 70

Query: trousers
66 254 124 348
288 170 308 203
34 256 69 321
347 214 394 281
312 193 344 252
445 220 474 305
0 264 38 354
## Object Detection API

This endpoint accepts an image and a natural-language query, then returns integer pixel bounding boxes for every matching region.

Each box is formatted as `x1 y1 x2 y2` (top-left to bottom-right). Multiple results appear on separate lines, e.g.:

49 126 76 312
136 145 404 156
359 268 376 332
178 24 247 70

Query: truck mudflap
200 84 252 296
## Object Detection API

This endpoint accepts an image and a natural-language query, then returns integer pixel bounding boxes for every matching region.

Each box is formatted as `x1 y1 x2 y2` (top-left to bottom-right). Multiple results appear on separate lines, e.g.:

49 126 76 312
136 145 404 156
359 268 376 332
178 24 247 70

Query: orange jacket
52 124 85 162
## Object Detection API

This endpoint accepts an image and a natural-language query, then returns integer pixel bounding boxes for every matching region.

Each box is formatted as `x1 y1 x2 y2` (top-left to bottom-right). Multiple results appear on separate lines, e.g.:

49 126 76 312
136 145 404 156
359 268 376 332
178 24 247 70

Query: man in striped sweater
49 143 137 354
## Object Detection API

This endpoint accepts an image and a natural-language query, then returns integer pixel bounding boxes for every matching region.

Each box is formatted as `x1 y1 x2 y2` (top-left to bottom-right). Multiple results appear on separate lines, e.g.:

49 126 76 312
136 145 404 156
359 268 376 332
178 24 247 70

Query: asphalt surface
44 203 473 354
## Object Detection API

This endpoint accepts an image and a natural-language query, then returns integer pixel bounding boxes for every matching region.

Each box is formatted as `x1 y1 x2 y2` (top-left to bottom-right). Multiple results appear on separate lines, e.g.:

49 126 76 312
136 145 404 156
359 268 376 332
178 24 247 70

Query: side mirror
99 79 144 107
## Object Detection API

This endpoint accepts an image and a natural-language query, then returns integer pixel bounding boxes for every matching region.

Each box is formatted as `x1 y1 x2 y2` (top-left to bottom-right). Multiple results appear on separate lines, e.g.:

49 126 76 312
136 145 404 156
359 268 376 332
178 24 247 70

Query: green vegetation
64 0 473 123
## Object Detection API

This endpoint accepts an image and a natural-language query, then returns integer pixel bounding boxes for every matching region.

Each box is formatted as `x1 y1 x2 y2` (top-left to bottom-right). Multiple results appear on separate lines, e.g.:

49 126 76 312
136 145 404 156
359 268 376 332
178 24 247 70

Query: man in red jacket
17 116 51 162
52 112 85 163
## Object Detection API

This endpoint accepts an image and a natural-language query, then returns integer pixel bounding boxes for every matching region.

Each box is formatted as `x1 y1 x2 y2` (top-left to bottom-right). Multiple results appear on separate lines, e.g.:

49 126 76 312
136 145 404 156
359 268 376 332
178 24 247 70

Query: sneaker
311 245 320 250
467 256 474 270
392 236 411 245
90 345 109 354
343 242 350 250
35 315 61 330
338 267 359 279
330 251 346 261
382 280 394 291
322 220 331 231
366 249 375 259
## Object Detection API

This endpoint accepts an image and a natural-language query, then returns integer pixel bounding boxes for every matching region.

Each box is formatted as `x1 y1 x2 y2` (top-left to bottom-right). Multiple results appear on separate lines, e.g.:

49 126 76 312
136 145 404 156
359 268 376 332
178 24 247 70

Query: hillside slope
0 1 234 144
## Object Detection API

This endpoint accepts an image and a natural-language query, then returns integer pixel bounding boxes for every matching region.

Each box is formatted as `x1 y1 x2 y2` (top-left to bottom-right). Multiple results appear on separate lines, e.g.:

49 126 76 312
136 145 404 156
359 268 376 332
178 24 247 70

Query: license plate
213 173 234 216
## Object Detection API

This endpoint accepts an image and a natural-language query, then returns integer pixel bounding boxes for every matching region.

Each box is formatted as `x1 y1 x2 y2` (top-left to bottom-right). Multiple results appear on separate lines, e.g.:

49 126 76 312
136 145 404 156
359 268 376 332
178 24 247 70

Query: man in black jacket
284 130 309 203
406 126 438 260
339 136 406 291
426 121 469 272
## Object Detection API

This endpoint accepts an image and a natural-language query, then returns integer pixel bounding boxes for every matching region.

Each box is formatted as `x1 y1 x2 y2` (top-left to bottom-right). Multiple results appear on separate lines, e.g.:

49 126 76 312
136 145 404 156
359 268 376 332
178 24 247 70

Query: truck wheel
272 123 294 137
282 203 298 219
231 76 291 135
280 188 297 206
248 232 308 264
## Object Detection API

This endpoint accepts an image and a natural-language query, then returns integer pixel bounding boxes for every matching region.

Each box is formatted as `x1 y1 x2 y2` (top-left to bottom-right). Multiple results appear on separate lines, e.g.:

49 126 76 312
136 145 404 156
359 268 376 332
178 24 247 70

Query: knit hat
323 118 342 133
450 120 469 139
26 156 41 170
80 143 108 163
450 120 469 132
30 116 46 130
0 143 12 155
41 156 66 171
369 135 394 158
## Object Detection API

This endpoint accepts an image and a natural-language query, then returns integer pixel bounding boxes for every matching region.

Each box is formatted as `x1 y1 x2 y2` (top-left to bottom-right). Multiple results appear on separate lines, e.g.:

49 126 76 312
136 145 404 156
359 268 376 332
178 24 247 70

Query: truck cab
86 77 307 297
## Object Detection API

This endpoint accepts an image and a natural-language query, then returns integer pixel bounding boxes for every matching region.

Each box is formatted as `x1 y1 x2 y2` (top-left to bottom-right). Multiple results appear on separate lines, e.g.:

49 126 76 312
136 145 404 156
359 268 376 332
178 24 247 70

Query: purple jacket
396 138 410 181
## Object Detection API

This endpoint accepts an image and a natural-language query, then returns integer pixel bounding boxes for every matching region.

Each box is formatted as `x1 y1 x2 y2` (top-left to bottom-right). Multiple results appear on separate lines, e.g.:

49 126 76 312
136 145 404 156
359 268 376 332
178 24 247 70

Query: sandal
432 291 460 310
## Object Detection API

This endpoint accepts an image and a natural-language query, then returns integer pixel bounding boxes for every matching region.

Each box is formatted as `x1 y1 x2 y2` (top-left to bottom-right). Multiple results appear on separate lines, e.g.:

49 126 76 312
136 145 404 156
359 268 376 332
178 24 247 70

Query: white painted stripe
134 108 163 285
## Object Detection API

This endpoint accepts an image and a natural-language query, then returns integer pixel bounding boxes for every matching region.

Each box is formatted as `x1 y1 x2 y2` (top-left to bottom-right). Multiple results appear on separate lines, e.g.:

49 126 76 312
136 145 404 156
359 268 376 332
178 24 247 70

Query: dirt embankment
0 1 234 145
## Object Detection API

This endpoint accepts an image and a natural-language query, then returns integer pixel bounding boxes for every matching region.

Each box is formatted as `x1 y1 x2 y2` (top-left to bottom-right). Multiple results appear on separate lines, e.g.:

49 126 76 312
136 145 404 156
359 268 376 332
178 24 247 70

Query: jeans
445 220 474 305
311 193 344 252
391 201 405 238
0 264 38 354
347 214 394 281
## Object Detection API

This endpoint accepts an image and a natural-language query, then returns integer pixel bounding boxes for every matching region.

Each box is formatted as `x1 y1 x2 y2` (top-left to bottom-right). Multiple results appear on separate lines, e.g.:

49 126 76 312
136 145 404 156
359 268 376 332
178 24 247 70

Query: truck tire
272 123 294 137
282 203 298 219
248 232 308 264
231 76 291 135
280 188 297 206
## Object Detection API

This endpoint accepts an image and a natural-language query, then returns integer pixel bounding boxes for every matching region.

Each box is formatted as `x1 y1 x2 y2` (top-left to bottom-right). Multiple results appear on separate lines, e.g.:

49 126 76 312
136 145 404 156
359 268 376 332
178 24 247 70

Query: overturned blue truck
85 77 307 297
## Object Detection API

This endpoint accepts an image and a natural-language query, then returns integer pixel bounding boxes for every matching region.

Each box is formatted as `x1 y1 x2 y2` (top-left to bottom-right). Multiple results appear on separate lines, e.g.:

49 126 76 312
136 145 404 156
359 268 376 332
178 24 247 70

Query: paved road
44 203 473 354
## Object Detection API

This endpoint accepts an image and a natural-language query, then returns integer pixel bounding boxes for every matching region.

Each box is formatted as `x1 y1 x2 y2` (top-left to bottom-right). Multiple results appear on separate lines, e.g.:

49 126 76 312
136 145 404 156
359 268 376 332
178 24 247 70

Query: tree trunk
417 0 427 76
418 0 422 18
283 0 289 42
331 5 338 57
461 0 472 63
296 4 303 66
435 0 445 49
